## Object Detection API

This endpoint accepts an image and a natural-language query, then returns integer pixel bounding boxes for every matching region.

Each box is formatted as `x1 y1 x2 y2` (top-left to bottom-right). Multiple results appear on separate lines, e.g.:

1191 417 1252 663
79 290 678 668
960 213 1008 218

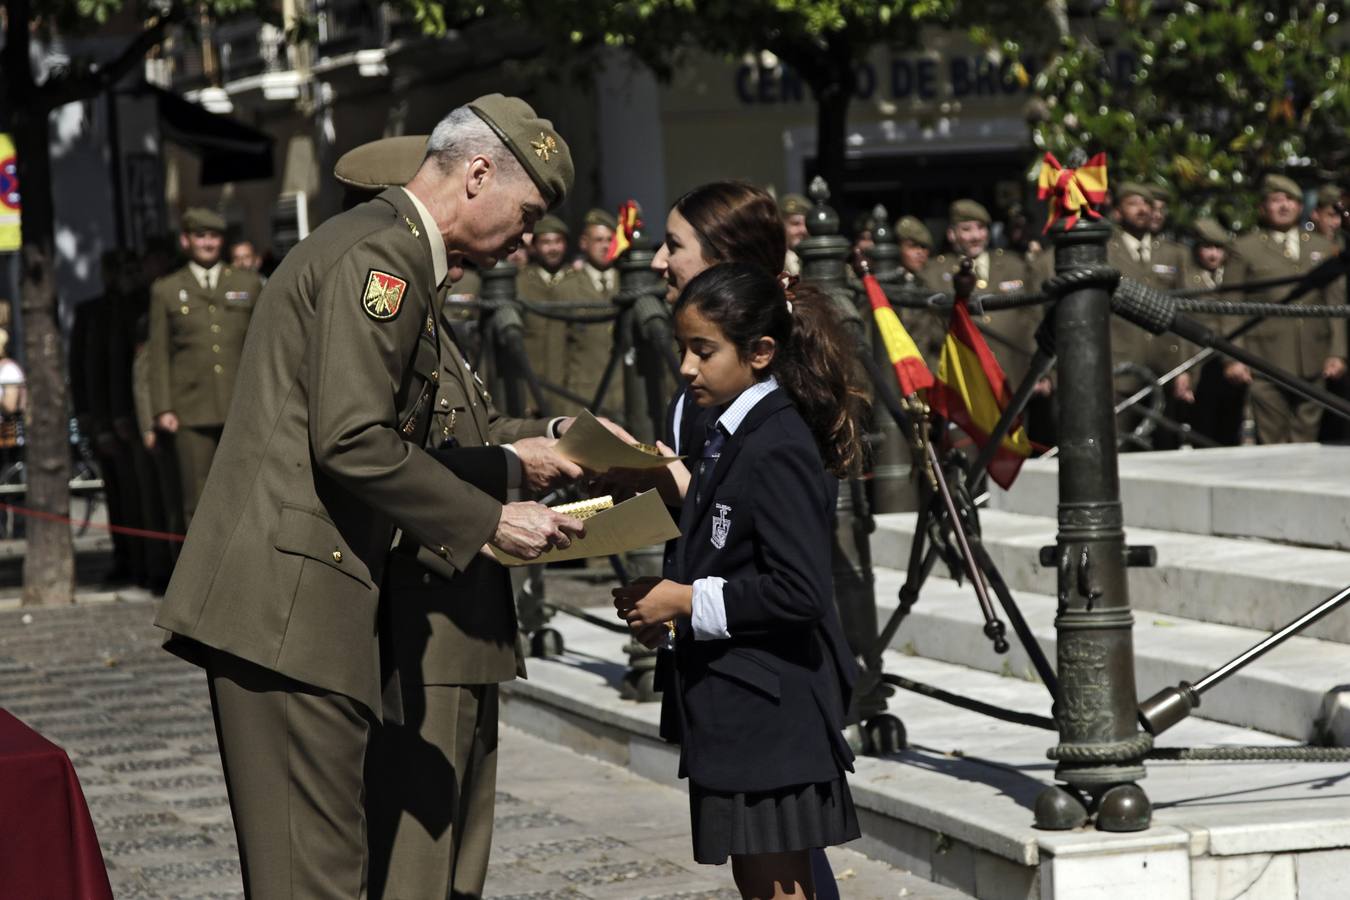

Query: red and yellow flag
1036 152 1108 233
863 272 933 397
930 298 1032 489
604 200 642 263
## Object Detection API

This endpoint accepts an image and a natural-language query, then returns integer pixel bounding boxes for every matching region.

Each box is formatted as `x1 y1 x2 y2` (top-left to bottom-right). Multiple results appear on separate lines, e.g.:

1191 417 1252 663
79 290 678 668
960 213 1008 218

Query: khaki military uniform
1226 228 1346 443
1105 231 1189 375
367 302 550 899
156 187 506 898
561 264 622 413
516 263 570 412
922 249 1041 387
1180 260 1245 446
891 268 946 370
147 263 262 522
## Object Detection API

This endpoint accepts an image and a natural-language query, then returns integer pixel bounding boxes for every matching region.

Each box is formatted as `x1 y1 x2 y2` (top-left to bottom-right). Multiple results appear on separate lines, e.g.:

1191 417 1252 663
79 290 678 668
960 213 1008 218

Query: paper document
490 489 680 567
555 409 678 471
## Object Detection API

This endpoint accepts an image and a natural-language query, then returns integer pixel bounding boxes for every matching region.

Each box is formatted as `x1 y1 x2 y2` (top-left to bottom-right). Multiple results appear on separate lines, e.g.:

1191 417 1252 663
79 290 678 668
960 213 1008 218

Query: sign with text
0 133 19 252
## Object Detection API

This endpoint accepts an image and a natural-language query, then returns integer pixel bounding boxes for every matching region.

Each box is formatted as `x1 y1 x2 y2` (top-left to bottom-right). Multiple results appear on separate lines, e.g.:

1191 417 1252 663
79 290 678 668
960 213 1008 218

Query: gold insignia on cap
404 216 420 238
531 132 557 163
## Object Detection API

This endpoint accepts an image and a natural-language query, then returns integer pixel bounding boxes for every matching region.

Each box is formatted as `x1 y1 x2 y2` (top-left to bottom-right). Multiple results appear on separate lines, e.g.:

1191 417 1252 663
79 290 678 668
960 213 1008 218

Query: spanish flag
604 200 641 264
930 298 1032 489
863 273 933 397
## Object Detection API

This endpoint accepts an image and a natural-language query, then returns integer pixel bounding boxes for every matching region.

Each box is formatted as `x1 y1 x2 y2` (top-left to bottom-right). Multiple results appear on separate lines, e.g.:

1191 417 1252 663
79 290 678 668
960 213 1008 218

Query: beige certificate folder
556 409 679 471
490 489 680 567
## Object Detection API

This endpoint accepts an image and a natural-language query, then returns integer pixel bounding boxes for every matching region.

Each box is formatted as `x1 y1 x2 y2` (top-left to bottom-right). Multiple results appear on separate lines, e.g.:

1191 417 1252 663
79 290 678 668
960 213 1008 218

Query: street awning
150 86 274 185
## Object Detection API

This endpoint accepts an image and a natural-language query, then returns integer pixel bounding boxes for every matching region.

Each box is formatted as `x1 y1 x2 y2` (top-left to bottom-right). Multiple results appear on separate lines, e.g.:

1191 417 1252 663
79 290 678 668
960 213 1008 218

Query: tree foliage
1028 0 1349 231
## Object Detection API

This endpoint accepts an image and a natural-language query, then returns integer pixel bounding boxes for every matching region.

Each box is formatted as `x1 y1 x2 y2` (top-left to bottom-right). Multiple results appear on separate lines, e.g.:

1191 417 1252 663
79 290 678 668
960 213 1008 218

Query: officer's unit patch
363 270 408 320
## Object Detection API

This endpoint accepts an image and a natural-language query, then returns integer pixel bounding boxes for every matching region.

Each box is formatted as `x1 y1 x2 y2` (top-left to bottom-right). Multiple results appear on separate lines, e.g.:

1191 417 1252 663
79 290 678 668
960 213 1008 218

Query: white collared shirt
1120 231 1150 264
690 377 780 641
1270 228 1299 261
402 187 447 287
583 262 616 295
188 262 222 291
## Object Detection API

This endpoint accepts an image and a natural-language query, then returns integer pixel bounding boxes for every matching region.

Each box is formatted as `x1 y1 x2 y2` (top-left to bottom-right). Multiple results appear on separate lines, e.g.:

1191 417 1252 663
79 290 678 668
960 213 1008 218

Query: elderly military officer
1224 174 1347 443
155 95 586 898
331 134 591 899
923 200 1045 391
147 207 263 524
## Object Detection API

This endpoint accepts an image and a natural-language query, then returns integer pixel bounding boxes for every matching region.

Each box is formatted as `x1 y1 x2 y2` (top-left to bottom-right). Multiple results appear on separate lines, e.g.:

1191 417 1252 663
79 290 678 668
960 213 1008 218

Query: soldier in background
563 209 621 411
1310 184 1345 243
229 239 262 273
851 211 876 257
576 208 618 300
1107 182 1193 448
147 208 264 523
516 214 572 413
890 215 944 369
1182 219 1245 446
1225 174 1347 444
780 192 810 276
1148 184 1176 242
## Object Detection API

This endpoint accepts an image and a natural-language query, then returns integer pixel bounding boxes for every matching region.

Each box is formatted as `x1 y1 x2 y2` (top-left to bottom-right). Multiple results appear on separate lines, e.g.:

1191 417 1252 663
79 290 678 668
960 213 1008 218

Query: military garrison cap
583 208 617 230
1316 184 1344 208
182 208 226 234
779 193 811 217
948 199 991 225
532 214 568 237
1114 181 1152 203
334 135 427 190
1260 173 1302 200
1146 184 1171 203
895 215 934 248
467 94 573 210
1192 218 1230 247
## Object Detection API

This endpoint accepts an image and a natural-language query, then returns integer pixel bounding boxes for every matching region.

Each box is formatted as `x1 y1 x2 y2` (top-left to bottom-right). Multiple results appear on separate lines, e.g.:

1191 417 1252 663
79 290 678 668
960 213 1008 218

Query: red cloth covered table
0 708 113 900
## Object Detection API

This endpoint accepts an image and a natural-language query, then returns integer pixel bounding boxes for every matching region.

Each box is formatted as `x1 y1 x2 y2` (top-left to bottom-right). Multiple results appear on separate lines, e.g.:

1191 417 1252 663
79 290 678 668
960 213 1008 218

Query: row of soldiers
70 208 262 591
822 177 1345 449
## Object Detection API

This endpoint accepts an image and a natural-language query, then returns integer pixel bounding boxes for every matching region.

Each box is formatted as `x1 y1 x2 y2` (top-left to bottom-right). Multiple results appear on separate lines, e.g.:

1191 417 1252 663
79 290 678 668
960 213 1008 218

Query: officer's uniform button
213 364 223 373
180 306 190 315
438 546 450 558
442 426 450 438
976 279 988 290
431 371 439 382
422 573 431 585
439 398 450 410
211 324 221 333
209 305 217 313
332 549 343 563
212 345 220 353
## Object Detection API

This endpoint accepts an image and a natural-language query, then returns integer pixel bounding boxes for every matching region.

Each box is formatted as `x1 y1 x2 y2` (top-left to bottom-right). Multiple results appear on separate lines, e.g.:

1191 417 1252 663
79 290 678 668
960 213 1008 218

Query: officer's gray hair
426 107 527 184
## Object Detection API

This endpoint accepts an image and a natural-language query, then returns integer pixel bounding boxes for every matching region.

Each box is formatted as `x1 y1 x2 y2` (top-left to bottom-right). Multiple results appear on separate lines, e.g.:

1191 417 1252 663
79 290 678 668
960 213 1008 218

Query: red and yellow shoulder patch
363 269 408 320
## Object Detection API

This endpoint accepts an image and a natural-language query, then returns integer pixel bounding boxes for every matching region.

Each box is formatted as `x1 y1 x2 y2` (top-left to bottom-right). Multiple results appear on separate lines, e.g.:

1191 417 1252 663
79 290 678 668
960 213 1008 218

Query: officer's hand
1324 357 1347 381
490 501 585 560
1172 372 1195 404
1224 361 1253 385
142 431 157 451
511 437 584 493
156 411 180 433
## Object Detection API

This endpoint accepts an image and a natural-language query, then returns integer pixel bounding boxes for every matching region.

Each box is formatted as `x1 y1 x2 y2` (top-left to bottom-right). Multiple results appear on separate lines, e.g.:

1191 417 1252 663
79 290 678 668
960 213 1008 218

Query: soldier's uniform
515 214 571 410
1226 174 1347 443
922 200 1042 388
1105 183 1190 378
892 215 945 368
562 208 622 413
155 94 573 898
1182 219 1245 445
146 208 263 523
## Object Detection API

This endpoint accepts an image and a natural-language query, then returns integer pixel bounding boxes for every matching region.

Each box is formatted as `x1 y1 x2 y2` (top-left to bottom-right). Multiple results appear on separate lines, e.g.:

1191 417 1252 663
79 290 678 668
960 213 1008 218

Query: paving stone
559 859 688 886
497 810 581 831
137 858 242 882
131 772 226 791
102 830 217 857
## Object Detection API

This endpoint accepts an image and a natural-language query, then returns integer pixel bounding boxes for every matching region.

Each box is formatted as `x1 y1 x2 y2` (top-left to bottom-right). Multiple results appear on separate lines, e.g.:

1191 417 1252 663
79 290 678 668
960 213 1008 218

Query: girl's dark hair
675 263 867 476
672 182 786 277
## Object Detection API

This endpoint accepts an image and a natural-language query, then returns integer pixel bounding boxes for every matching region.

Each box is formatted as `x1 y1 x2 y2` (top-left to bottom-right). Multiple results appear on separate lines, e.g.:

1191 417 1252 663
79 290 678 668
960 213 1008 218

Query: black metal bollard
864 207 919 515
1035 217 1152 832
797 179 898 751
479 261 526 416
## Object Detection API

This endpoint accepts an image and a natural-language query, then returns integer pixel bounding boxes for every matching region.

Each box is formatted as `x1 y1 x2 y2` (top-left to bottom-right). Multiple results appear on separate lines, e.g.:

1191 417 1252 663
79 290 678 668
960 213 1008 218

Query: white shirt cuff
547 416 567 438
690 576 730 641
501 443 522 489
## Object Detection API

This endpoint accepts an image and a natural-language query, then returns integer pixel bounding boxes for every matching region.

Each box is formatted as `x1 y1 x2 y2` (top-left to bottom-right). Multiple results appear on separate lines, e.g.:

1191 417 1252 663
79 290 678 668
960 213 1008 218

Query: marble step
988 444 1350 551
873 508 1350 644
502 609 1350 900
870 566 1350 743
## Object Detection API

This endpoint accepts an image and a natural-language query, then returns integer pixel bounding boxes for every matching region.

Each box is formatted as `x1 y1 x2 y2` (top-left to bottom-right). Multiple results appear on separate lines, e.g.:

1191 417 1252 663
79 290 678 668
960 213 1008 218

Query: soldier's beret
1260 173 1302 200
895 215 934 248
1145 184 1171 203
583 208 617 230
1316 184 1344 208
467 94 573 210
1114 182 1153 203
1192 218 1230 247
182 207 226 234
532 214 568 237
779 193 811 217
334 135 427 190
948 199 991 225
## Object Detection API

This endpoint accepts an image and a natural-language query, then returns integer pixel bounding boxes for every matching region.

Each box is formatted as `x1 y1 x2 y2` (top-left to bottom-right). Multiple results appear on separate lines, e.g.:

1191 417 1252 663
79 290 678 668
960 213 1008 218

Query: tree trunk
812 70 853 201
13 104 75 606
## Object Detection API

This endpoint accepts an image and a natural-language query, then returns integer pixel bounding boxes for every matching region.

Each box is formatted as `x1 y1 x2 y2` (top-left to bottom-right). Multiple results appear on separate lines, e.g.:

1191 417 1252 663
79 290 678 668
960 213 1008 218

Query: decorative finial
808 176 830 204
870 204 892 243
1066 147 1089 168
805 176 839 237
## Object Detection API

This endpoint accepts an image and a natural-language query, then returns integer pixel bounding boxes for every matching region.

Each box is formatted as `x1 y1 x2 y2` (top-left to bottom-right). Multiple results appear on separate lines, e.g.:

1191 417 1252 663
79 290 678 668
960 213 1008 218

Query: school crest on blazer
711 502 732 549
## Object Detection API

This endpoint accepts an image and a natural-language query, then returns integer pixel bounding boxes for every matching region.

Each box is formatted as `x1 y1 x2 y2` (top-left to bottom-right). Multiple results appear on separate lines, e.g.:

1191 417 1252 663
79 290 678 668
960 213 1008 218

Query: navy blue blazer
658 389 857 793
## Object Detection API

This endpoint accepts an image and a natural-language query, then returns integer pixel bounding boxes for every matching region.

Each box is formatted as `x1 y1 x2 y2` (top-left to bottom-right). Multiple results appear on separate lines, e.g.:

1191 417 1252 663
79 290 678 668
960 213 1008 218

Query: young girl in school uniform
613 262 866 900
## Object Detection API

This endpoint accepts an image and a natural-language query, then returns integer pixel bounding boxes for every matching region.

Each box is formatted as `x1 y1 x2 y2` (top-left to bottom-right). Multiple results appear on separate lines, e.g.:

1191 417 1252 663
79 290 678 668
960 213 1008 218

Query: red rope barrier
0 501 186 542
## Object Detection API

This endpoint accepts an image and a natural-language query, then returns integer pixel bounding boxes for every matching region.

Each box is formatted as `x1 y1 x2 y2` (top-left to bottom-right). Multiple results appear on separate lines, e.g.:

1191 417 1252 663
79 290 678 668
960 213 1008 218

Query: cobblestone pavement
0 592 962 899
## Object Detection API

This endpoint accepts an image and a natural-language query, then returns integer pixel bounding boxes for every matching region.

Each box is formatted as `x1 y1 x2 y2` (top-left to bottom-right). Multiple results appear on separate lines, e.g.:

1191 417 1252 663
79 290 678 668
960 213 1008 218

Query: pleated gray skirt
688 776 860 865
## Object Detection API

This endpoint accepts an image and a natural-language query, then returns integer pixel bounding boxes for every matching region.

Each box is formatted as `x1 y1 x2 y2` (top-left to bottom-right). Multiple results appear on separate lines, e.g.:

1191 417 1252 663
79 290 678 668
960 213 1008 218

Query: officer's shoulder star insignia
403 216 420 238
363 269 408 321
531 132 557 163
